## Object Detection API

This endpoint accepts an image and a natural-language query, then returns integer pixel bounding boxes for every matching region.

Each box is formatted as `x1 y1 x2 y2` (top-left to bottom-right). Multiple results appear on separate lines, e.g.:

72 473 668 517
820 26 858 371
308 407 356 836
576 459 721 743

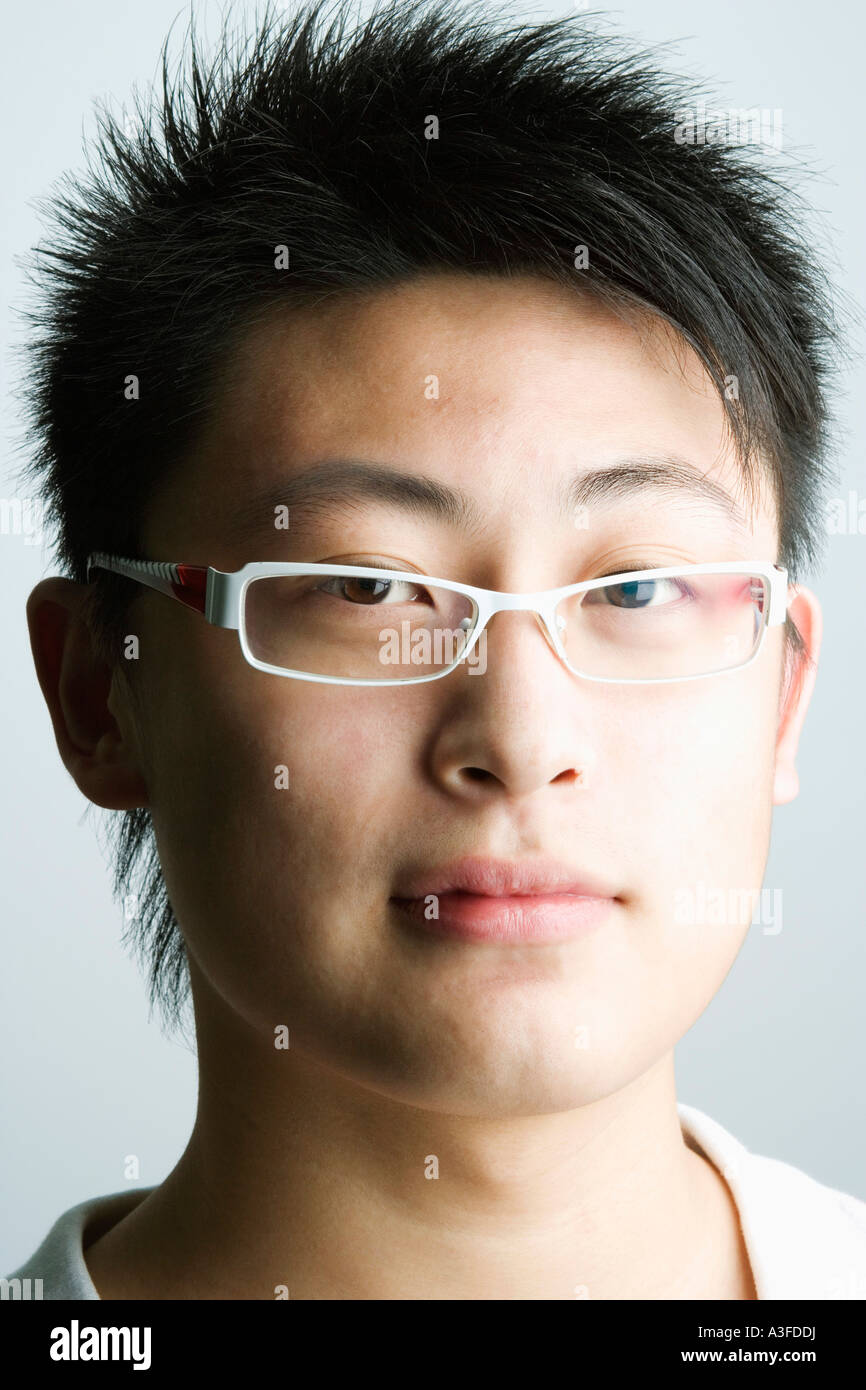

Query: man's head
23 1 836 1109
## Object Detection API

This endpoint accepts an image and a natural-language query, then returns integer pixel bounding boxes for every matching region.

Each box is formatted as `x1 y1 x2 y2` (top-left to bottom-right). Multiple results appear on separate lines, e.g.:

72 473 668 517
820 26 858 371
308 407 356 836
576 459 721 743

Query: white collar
677 1101 866 1299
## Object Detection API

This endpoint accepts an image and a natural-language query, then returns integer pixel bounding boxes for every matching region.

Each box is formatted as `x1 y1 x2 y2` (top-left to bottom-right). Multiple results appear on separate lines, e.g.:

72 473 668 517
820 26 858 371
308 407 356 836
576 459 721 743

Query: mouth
391 890 616 943
390 855 620 944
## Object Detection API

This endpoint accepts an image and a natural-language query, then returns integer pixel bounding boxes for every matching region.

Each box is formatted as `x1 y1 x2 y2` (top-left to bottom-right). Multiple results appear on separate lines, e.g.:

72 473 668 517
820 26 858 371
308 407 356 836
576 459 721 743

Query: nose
427 607 593 799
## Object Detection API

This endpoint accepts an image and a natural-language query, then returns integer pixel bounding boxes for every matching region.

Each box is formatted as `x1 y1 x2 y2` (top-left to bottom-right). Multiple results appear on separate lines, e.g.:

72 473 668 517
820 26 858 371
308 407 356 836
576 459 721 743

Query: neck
85 983 754 1300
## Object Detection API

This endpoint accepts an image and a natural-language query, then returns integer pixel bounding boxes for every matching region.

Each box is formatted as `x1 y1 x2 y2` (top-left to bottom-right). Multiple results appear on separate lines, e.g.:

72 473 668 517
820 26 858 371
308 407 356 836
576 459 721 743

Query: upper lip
393 855 619 900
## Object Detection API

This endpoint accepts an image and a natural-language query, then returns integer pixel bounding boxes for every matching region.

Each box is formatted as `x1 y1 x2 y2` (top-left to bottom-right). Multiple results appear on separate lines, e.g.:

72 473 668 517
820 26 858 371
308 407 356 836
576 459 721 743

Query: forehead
149 272 778 552
217 272 730 456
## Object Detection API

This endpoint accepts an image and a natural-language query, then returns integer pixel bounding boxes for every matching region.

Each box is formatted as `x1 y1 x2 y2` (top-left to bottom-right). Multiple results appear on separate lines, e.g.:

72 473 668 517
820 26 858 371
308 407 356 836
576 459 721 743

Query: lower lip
391 892 615 943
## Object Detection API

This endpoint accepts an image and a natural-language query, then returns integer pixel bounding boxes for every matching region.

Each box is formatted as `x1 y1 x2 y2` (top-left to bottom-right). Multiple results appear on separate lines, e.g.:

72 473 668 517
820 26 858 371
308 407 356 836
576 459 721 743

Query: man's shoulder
679 1101 866 1299
3 1188 155 1301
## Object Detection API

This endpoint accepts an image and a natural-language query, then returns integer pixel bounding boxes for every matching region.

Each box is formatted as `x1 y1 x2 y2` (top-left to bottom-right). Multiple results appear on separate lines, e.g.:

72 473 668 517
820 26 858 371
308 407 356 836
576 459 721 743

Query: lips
391 855 618 944
392 854 619 901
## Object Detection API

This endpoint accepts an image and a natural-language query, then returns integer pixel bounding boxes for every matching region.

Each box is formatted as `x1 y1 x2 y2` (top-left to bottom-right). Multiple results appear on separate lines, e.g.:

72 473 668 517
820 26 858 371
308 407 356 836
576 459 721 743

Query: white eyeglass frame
85 553 791 687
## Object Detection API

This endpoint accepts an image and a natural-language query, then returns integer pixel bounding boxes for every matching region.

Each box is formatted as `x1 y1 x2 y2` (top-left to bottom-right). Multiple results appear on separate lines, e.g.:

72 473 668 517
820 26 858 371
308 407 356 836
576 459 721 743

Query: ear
26 577 149 811
772 585 822 806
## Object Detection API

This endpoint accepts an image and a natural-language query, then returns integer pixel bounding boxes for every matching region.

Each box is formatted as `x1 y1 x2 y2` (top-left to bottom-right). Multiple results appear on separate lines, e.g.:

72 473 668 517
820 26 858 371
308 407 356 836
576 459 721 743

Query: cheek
600 663 781 1029
141 660 410 972
142 611 404 831
613 642 780 850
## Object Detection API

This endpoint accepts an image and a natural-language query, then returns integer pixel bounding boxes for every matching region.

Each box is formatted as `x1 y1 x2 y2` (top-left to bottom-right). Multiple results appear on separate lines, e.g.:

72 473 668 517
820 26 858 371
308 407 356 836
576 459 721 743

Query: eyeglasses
85 553 791 686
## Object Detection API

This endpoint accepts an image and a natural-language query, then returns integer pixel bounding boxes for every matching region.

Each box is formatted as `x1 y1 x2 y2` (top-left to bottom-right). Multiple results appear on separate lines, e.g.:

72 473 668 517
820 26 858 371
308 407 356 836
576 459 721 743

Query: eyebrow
232 453 754 540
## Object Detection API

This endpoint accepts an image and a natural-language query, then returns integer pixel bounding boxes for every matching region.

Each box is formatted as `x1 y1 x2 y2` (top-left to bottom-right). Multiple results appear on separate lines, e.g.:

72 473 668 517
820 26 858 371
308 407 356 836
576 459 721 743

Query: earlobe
772 586 822 807
26 577 150 811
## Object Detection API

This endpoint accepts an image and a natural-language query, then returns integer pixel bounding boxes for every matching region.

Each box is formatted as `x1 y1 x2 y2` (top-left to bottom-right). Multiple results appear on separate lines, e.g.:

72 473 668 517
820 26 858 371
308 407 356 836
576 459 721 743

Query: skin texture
28 272 821 1299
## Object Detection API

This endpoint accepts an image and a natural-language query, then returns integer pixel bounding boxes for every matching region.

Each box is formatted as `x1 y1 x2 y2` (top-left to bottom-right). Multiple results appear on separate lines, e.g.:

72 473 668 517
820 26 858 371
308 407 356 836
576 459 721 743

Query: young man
9 0 865 1299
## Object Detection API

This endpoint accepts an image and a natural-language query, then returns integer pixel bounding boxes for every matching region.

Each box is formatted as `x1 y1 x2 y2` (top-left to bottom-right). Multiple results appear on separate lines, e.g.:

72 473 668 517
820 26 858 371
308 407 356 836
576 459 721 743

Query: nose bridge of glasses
474 588 565 657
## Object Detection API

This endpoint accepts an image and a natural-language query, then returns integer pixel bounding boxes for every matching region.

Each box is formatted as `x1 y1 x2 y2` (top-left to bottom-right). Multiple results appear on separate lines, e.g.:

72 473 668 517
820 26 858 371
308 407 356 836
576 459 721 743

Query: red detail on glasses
170 565 209 613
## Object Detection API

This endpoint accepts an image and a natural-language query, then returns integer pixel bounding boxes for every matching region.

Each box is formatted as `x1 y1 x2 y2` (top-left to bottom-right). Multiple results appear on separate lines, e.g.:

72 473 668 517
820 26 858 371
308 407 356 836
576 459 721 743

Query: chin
321 1028 621 1118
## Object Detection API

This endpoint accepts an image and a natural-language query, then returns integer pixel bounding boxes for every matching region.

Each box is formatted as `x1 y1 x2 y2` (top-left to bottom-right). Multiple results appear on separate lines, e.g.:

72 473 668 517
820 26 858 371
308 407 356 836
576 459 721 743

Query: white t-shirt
6 1102 866 1299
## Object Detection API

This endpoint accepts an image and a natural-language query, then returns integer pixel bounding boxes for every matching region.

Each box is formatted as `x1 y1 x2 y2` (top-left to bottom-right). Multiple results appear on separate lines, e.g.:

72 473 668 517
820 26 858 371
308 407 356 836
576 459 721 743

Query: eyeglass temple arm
86 552 209 615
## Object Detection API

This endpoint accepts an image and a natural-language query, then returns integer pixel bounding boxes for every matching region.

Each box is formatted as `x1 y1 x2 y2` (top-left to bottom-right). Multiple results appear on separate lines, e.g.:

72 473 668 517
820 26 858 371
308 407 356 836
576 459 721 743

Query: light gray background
2 0 864 1270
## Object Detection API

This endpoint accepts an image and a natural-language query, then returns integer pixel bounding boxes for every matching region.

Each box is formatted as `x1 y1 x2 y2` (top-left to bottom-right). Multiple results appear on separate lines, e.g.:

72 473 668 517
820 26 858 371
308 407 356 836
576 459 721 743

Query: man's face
124 273 790 1116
